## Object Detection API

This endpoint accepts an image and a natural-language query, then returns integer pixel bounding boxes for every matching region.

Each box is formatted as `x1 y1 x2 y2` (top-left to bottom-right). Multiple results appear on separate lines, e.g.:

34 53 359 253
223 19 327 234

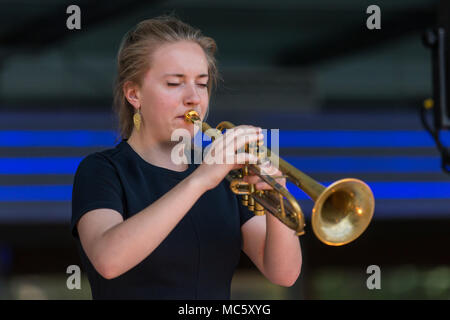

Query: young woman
71 16 302 300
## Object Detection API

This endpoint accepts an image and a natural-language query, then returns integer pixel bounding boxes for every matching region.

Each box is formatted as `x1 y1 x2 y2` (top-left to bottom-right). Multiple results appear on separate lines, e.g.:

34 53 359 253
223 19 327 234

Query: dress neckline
120 139 196 180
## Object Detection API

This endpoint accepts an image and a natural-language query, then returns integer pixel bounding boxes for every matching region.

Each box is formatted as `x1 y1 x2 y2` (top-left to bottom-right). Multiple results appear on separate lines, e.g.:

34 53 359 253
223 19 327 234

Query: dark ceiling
0 0 441 110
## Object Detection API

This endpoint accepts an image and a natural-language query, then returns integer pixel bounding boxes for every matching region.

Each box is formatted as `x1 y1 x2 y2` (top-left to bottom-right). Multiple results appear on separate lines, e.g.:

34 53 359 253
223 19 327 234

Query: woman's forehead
150 41 208 75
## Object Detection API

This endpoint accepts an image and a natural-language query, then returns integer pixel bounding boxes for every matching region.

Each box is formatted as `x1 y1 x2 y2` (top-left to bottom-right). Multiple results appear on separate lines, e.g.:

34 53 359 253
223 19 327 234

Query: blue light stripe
0 158 83 174
1 130 449 148
0 155 443 174
287 182 450 200
284 156 442 173
0 130 118 147
0 182 449 202
0 185 73 201
277 130 450 148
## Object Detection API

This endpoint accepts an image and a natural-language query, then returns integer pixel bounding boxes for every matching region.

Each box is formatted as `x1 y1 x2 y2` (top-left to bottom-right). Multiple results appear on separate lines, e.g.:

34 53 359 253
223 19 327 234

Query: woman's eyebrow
164 73 208 78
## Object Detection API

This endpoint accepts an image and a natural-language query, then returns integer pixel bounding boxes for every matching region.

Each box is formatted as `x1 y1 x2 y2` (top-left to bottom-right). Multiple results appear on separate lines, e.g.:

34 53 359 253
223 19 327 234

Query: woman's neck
127 129 189 172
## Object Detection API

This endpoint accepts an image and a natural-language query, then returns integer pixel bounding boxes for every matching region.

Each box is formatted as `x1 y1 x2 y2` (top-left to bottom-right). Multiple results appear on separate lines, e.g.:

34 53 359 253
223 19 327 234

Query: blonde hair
113 15 219 140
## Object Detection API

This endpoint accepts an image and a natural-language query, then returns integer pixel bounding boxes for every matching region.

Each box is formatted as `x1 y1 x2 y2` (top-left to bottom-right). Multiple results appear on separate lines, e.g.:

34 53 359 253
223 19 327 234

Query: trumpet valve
254 201 265 216
248 196 255 211
230 179 250 195
241 195 249 206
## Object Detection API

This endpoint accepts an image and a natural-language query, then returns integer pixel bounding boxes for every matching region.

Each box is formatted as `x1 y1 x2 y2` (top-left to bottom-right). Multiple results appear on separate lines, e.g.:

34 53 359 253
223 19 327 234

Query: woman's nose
183 84 201 105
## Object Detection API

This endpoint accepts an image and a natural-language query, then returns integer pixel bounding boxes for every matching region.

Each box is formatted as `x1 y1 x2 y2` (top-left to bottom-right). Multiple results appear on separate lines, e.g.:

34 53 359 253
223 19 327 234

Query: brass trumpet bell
184 110 375 246
311 178 374 246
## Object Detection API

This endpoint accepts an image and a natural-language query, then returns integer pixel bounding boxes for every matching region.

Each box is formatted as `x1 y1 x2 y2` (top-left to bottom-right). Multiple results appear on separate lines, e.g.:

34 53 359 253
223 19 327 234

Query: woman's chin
170 118 199 141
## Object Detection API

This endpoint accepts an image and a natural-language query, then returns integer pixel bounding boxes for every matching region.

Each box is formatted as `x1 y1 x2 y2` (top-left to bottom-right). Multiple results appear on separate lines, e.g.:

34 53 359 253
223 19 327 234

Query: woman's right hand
192 125 264 191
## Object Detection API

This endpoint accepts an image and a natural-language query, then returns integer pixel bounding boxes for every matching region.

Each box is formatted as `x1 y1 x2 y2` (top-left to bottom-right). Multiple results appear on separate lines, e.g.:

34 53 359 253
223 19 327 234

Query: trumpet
184 110 375 246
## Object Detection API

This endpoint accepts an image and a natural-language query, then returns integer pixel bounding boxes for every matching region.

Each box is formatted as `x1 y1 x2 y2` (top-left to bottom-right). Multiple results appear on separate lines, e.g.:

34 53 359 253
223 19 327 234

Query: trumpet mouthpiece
184 110 201 124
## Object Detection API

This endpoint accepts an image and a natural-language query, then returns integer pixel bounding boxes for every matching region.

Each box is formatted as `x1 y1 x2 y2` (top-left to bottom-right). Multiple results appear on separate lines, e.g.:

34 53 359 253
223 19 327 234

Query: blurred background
0 0 450 299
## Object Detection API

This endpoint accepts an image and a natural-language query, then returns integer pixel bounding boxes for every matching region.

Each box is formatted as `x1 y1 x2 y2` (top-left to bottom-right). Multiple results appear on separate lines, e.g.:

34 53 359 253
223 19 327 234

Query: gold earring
133 108 141 132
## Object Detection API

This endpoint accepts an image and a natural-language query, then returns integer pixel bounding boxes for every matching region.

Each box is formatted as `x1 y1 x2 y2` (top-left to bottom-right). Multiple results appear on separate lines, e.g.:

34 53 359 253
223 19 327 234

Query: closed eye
167 83 207 88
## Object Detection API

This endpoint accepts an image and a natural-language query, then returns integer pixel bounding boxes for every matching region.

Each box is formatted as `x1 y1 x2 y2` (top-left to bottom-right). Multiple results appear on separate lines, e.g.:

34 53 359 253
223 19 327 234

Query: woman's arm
77 172 207 280
240 170 302 287
241 214 302 287
78 126 262 280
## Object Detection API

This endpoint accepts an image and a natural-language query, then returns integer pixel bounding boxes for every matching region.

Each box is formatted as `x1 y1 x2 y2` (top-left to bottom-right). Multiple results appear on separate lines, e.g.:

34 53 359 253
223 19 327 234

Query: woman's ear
123 81 141 110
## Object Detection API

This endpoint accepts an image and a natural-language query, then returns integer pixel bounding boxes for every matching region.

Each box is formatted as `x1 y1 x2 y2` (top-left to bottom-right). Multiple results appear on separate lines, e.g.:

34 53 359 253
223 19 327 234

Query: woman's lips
176 116 189 123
